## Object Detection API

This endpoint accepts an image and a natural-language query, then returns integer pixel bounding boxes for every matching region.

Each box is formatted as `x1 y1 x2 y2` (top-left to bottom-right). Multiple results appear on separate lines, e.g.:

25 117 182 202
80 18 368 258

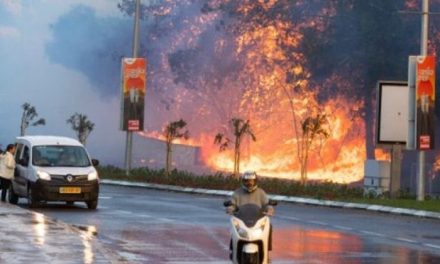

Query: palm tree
214 118 256 177
164 119 189 176
66 113 95 145
20 103 46 136
299 113 329 185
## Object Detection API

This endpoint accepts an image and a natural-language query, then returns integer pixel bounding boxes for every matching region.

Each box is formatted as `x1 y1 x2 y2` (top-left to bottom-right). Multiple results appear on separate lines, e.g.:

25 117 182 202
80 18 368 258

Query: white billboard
376 81 408 146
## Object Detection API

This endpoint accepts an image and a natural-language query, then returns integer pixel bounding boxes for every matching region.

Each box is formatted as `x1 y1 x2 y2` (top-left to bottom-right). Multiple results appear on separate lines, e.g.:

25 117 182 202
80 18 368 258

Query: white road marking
173 240 217 260
395 237 417 243
102 210 133 216
423 243 440 250
138 214 153 218
98 196 112 199
360 230 386 237
276 215 300 222
204 227 229 250
309 220 328 226
333 225 353 231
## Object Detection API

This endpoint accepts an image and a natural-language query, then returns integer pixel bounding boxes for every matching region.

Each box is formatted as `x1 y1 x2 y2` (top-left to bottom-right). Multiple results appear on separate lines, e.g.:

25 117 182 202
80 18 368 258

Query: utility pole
125 0 141 176
417 0 429 201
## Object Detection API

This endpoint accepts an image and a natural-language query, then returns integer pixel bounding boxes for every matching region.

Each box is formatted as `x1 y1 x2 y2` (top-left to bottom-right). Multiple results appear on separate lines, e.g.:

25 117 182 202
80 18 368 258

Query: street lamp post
124 0 141 176
417 0 429 201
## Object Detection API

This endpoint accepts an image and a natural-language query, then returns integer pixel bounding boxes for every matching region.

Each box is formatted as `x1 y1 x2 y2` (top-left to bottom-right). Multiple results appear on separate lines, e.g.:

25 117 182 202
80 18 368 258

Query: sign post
120 0 143 176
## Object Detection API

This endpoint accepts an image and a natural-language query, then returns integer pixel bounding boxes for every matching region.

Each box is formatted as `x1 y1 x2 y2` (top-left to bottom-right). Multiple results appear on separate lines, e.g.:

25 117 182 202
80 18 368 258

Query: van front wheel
8 185 19 204
86 199 98 210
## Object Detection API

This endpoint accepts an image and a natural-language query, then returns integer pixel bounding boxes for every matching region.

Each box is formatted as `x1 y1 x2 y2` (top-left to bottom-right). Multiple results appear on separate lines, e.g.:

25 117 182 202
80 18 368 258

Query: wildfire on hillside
132 0 433 184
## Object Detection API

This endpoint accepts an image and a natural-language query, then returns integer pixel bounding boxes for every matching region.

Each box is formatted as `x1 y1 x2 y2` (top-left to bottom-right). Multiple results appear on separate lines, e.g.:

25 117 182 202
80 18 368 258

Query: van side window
15 143 24 163
22 146 30 167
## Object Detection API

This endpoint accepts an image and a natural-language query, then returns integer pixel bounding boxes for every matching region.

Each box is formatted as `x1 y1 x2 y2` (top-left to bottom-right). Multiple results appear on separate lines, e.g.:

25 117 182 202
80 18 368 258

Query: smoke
45 5 132 97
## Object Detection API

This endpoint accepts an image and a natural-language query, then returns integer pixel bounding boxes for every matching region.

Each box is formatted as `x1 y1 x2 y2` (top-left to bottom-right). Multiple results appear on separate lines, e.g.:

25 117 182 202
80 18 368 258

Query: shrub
97 166 364 200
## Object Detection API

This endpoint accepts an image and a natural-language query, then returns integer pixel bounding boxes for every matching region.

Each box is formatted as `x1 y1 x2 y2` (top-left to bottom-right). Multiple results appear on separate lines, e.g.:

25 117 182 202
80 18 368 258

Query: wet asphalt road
18 184 440 263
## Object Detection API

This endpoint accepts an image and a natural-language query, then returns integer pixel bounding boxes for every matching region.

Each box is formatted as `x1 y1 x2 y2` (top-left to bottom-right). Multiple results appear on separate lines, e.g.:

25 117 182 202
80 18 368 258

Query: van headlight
88 171 98 181
37 171 51 181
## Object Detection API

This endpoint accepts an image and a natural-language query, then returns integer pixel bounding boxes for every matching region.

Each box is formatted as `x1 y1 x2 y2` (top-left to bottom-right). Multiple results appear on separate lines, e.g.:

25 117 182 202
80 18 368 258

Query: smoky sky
45 5 132 97
44 1 219 101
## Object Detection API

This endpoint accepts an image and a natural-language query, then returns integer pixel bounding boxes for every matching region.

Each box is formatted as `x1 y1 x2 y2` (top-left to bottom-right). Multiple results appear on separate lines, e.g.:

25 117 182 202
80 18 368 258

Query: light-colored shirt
0 152 16 180
231 187 269 209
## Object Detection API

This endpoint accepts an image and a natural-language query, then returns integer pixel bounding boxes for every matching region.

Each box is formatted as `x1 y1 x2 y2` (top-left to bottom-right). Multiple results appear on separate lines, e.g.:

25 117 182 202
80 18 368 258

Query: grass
97 166 440 213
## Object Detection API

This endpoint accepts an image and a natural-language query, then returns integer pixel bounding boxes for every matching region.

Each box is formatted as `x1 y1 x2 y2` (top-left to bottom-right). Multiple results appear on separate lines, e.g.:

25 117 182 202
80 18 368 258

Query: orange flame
375 148 391 161
433 153 440 174
141 1 378 184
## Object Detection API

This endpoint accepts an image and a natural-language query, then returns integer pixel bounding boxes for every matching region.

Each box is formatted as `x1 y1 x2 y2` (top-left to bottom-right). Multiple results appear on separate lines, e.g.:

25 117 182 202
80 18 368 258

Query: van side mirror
223 200 232 207
91 159 99 166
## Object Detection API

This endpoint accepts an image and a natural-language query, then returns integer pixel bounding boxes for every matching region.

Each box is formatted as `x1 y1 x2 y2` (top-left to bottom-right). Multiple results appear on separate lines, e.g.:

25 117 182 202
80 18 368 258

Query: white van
10 136 99 209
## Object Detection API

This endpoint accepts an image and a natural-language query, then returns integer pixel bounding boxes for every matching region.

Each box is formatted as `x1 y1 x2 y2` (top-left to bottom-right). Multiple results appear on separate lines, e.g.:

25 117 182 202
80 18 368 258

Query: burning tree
214 118 256 177
66 113 95 146
20 103 46 136
299 114 329 185
164 119 189 176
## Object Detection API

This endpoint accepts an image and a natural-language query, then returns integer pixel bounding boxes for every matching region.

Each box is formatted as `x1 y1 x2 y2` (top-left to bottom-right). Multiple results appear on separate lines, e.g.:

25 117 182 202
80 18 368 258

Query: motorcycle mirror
268 200 278 206
223 200 232 207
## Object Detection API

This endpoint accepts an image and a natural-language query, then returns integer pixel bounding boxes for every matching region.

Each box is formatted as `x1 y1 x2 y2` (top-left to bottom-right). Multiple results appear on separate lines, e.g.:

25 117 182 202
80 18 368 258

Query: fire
375 148 391 161
433 153 440 174
138 131 199 146
165 94 367 184
137 1 387 184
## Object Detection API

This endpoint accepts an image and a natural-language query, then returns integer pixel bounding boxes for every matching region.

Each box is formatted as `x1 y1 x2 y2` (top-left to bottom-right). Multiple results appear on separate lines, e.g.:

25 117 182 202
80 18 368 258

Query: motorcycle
224 200 277 264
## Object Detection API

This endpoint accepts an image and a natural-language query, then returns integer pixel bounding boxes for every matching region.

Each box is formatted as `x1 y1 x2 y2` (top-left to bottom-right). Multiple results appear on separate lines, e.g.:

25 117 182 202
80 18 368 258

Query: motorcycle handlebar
268 199 278 206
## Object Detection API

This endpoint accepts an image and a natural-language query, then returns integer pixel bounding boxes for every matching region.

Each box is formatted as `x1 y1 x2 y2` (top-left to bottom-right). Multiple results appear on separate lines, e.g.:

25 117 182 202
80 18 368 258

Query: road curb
101 179 440 221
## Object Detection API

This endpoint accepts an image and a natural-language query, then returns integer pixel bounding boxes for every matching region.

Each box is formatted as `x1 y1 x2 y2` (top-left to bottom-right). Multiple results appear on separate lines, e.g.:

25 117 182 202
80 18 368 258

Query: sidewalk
101 179 440 221
0 201 123 264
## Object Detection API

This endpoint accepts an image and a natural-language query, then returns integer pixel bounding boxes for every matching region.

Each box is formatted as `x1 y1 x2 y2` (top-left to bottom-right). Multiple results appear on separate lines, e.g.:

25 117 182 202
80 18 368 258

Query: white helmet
241 171 258 193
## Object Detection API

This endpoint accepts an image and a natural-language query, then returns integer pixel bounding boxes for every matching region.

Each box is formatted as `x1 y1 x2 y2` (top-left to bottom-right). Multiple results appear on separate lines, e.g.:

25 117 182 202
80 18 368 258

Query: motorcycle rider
226 171 274 254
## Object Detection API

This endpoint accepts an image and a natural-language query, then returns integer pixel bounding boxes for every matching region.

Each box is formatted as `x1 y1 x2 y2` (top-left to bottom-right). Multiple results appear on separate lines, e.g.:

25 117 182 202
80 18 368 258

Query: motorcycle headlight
88 171 98 181
257 218 267 231
232 219 249 239
37 171 51 181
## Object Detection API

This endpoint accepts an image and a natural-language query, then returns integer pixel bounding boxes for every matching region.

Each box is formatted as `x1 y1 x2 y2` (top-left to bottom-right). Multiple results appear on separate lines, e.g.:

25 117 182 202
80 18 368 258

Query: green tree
20 103 46 136
66 113 95 145
214 118 256 177
164 119 189 176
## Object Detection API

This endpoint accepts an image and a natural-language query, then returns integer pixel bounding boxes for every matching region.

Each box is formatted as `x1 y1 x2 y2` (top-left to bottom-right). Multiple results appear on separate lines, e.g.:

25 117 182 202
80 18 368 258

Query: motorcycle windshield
235 204 265 227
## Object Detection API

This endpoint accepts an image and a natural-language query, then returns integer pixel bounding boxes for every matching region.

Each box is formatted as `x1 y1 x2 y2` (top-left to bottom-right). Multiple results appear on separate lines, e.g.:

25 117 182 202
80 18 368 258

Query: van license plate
59 187 81 194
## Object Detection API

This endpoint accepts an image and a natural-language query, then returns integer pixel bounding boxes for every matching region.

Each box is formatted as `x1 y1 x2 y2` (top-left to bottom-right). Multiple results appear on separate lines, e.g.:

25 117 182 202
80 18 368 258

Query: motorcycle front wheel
241 251 259 264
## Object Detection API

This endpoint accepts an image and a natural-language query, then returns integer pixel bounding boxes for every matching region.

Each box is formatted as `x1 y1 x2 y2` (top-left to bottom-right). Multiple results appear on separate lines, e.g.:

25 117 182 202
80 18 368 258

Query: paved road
22 184 440 263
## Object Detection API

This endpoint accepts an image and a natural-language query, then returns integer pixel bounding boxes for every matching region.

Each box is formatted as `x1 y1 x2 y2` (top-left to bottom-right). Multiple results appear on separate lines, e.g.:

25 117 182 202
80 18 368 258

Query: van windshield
32 146 91 167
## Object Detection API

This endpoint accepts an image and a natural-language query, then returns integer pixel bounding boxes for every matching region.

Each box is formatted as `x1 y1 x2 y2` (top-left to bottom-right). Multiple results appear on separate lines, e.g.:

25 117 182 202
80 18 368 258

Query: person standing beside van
0 144 16 202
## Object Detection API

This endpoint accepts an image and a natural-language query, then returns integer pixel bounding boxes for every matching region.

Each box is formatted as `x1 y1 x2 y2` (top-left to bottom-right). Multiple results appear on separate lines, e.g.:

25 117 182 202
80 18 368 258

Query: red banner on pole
120 58 146 131
416 55 436 150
